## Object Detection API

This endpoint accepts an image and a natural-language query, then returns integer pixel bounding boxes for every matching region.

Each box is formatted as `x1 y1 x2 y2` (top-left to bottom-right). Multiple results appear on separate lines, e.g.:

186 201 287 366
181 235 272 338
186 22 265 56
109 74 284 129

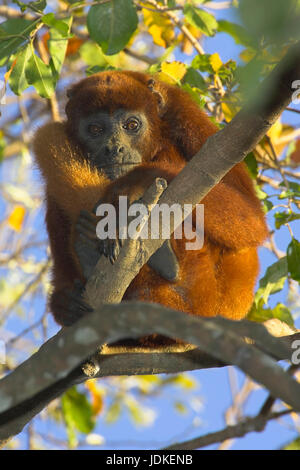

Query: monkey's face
78 109 153 180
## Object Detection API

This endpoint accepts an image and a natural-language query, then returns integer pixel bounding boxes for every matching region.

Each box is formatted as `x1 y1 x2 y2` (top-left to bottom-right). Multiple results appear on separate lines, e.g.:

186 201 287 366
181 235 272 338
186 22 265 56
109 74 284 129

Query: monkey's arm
45 196 81 286
33 122 110 220
45 197 94 326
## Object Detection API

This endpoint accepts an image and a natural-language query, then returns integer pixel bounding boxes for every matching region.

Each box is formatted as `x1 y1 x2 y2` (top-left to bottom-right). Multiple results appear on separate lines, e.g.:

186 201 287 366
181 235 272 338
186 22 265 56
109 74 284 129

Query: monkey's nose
105 145 124 156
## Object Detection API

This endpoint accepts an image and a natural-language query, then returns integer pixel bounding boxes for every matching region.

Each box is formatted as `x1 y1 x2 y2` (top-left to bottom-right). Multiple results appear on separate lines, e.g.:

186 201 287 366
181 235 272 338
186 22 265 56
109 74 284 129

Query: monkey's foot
148 239 180 282
51 280 93 327
102 236 124 264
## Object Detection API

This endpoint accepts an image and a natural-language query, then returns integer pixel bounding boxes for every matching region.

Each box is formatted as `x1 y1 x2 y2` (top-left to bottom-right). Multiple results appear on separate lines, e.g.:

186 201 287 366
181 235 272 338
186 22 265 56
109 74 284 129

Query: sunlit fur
33 71 268 337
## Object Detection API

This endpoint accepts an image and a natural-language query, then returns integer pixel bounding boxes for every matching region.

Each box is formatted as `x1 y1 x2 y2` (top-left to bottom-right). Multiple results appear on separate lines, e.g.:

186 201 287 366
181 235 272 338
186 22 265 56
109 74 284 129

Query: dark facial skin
78 109 148 180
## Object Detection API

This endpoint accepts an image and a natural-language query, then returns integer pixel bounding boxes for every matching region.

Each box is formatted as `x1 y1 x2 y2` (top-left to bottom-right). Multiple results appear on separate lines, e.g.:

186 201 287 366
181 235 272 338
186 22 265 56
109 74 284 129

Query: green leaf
244 152 258 178
13 0 46 13
278 180 300 200
8 44 31 95
255 257 288 305
79 41 109 67
254 184 268 200
272 303 295 327
191 54 214 73
274 211 300 229
184 5 218 37
48 17 73 76
181 83 206 107
262 199 273 213
287 238 300 282
183 67 207 91
279 181 300 192
87 0 138 55
0 18 38 66
218 19 254 47
42 14 70 36
86 65 115 76
217 60 236 83
62 387 95 436
279 189 300 200
25 51 56 98
247 301 294 327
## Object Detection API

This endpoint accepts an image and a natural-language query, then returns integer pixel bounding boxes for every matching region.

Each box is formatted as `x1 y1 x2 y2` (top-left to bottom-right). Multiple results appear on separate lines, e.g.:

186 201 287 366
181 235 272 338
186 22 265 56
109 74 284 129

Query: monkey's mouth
97 162 140 180
98 163 139 169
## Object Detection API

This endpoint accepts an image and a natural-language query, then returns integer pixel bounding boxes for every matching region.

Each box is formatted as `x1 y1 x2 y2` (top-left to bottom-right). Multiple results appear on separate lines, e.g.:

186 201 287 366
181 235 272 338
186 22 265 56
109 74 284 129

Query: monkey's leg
216 247 259 320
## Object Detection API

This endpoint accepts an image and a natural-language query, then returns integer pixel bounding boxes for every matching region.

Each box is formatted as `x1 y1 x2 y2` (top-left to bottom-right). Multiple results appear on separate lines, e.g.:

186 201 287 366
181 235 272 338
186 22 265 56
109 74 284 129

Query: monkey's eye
123 118 141 132
88 124 104 136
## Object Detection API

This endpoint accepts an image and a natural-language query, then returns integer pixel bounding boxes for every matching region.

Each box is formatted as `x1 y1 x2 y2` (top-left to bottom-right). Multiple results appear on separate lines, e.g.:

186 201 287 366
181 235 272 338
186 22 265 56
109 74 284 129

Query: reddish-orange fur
33 71 268 329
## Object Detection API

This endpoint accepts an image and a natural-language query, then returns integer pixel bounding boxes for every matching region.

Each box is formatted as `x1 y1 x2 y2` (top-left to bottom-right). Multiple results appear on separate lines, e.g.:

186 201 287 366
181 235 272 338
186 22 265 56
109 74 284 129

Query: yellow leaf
272 124 295 157
210 52 222 73
143 9 175 48
258 123 294 160
267 119 282 141
221 101 239 122
86 380 104 416
158 61 187 84
8 206 26 232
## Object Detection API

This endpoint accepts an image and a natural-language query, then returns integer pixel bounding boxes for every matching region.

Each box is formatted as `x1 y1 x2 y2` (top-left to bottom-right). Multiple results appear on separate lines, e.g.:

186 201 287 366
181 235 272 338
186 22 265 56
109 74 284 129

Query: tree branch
0 304 300 443
164 408 293 450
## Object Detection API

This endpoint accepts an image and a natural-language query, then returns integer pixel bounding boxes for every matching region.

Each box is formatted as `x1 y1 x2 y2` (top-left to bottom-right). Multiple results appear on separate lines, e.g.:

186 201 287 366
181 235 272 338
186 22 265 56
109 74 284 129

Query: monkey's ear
147 78 165 116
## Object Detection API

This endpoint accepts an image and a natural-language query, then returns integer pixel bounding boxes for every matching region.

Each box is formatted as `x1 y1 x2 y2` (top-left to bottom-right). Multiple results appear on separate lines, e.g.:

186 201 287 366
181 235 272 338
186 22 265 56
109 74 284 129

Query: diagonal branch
83 41 300 311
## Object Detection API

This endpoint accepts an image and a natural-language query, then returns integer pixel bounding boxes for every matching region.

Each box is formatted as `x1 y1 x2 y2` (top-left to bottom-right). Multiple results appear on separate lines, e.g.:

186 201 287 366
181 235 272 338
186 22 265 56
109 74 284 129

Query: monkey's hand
95 195 180 282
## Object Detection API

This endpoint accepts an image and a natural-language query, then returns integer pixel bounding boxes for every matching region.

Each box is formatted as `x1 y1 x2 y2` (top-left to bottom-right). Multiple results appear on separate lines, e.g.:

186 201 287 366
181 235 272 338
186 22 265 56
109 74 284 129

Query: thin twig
164 408 293 450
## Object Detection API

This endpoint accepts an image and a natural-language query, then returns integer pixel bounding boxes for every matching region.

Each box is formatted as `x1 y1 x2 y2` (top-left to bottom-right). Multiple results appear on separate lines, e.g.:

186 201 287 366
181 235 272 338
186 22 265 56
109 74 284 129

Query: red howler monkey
33 71 268 345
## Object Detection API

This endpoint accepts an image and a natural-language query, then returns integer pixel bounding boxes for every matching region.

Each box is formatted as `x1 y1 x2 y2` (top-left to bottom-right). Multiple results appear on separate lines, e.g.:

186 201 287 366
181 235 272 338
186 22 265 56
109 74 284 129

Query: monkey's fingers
76 221 98 241
102 238 121 264
79 209 99 225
